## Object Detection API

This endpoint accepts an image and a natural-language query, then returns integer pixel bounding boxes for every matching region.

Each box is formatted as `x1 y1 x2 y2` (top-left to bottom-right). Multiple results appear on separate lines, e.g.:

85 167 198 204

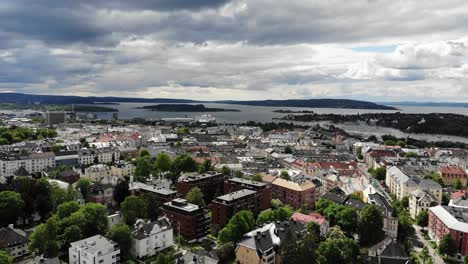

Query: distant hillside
0 92 395 110
218 99 396 110
385 102 468 108
0 93 195 105
137 104 240 112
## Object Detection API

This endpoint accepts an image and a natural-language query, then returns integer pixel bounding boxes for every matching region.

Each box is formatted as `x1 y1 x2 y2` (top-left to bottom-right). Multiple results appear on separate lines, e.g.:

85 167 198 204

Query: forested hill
0 93 395 110
217 99 396 110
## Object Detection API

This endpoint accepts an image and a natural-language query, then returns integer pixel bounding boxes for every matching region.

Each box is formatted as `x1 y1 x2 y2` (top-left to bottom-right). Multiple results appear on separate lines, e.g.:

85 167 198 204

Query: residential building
0 225 29 258
368 192 399 238
131 218 173 259
110 161 134 178
429 206 468 262
367 237 409 264
409 190 438 219
176 172 227 203
0 152 55 177
84 164 112 182
210 189 261 227
45 112 66 126
55 151 79 166
88 184 114 207
290 212 329 237
161 198 209 242
440 165 468 187
386 166 442 202
270 178 316 209
128 181 179 204
235 220 306 264
224 177 272 210
69 235 120 264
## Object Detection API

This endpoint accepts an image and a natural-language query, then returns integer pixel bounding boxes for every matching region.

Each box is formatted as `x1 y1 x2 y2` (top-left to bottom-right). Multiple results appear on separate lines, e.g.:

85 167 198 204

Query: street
413 225 445 264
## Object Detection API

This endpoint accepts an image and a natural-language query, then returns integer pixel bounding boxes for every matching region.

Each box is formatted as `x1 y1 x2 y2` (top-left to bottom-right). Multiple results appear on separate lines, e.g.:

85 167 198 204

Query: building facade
270 178 315 209
223 177 272 211
161 198 209 242
69 235 120 264
210 189 261 227
131 218 173 259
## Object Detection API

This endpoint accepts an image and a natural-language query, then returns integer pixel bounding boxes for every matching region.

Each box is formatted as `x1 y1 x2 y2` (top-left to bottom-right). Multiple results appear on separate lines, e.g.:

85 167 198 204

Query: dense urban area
0 109 468 264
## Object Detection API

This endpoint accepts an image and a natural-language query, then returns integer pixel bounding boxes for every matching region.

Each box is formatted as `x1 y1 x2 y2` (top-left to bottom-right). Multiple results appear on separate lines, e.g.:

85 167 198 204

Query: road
357 163 393 203
413 225 445 264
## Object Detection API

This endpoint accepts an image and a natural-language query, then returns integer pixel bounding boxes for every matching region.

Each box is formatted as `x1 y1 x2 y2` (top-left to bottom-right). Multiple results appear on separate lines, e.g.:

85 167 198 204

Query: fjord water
91 102 468 143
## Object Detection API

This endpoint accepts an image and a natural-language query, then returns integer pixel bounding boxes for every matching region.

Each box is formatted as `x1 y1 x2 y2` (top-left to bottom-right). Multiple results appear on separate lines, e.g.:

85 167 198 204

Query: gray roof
0 227 27 248
215 189 256 202
133 217 172 240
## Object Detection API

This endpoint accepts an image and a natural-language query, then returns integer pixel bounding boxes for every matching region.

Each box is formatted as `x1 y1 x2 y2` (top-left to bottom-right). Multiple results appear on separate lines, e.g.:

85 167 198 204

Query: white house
131 217 174 259
69 235 120 264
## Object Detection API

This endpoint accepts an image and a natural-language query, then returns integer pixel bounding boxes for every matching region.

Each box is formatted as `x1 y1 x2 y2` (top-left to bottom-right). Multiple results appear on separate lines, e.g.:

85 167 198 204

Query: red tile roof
291 212 326 225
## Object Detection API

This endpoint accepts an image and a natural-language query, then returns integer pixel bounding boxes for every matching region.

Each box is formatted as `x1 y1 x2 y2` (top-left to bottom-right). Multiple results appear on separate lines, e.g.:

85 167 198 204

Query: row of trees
134 152 207 183
316 198 385 246
0 177 83 226
0 127 57 145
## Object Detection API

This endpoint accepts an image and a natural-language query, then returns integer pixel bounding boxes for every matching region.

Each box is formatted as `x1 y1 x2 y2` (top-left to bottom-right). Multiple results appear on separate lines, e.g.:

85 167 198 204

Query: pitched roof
271 178 315 192
0 227 28 248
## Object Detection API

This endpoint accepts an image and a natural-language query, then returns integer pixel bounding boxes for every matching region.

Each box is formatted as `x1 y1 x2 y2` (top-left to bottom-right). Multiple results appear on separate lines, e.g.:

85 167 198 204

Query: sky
1 0 468 102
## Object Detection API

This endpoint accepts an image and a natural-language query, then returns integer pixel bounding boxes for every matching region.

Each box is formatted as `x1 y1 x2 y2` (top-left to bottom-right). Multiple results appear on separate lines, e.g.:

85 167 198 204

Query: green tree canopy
252 173 263 182
185 187 206 208
439 234 456 256
280 170 291 180
139 149 150 158
75 178 91 201
121 195 146 225
358 204 385 246
316 227 361 264
57 201 80 219
155 153 172 172
0 191 25 226
416 210 429 227
107 223 132 260
218 210 255 244
171 154 197 177
0 250 14 264
134 156 152 182
199 159 213 173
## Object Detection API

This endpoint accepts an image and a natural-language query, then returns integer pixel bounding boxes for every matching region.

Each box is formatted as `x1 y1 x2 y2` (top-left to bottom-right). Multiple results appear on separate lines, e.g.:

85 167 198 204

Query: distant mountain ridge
384 101 468 108
0 92 395 110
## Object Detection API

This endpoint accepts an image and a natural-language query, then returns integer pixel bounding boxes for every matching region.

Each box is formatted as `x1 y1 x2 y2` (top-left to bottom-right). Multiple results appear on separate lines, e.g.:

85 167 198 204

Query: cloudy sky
1 0 468 101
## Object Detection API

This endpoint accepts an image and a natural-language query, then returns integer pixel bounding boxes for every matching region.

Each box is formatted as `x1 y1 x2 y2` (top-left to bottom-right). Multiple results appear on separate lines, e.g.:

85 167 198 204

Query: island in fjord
137 104 241 112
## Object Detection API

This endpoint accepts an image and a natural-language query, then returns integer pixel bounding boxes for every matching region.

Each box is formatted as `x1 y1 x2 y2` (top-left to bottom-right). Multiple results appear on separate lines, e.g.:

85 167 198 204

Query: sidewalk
413 225 445 264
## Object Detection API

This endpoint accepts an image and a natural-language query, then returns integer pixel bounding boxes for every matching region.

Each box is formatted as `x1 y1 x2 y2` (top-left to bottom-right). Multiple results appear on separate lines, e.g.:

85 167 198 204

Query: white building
0 152 55 177
69 235 120 264
84 164 112 182
386 166 442 202
409 189 438 219
0 225 29 258
131 218 174 259
111 161 134 178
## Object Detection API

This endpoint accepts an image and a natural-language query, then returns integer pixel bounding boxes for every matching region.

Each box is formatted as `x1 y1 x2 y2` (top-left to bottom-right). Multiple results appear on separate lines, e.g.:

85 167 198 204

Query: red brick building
210 189 261 228
440 166 468 187
176 172 227 203
429 205 468 262
161 198 209 242
224 177 271 210
270 178 316 209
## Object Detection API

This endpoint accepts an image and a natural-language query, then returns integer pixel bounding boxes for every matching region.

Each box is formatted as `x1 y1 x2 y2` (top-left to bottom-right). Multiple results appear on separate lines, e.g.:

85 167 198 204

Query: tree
49 182 69 212
373 167 386 181
221 166 231 176
316 227 361 264
358 205 385 246
337 207 358 233
113 180 130 205
0 251 13 264
280 170 291 180
199 159 213 173
29 218 59 258
233 170 243 178
284 146 293 154
171 154 197 177
455 178 463 190
439 234 456 257
139 149 150 158
185 187 206 207
218 210 255 244
401 196 409 209
79 203 109 237
216 242 235 263
398 210 415 240
60 225 82 251
0 191 25 226
135 156 152 182
121 195 146 225
155 251 176 264
155 153 172 172
252 173 263 182
107 223 132 260
416 210 429 227
75 178 91 201
57 201 80 219
141 193 159 221
419 246 431 264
